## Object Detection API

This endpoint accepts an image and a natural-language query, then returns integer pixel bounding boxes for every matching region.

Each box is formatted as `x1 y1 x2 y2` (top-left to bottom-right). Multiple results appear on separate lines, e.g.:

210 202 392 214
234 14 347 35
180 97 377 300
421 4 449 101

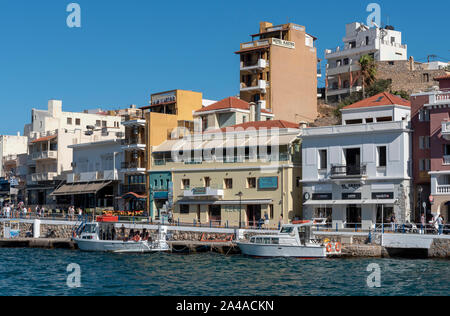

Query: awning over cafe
51 181 111 196
303 199 396 205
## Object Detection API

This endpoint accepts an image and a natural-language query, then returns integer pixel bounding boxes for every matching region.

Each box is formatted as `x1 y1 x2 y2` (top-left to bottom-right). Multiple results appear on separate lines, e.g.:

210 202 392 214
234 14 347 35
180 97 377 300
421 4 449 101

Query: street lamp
236 191 243 229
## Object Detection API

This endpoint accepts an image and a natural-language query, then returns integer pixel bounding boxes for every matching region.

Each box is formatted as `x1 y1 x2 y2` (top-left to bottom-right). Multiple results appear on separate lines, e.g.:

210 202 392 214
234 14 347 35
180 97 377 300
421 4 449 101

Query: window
418 109 430 122
365 36 369 45
182 179 190 190
366 118 373 123
377 146 387 167
204 177 211 187
180 205 189 214
75 118 81 126
345 119 363 125
95 120 101 127
419 159 431 171
343 58 349 65
224 178 233 189
269 204 274 219
318 149 327 170
247 177 256 189
420 136 430 149
444 144 450 156
388 61 395 65
102 121 107 127
423 73 430 83
376 117 393 122
67 118 73 125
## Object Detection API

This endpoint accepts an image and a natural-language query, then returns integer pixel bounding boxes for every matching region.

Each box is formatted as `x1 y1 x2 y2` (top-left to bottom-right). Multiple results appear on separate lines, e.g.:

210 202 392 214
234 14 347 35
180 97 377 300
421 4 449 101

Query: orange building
236 21 319 123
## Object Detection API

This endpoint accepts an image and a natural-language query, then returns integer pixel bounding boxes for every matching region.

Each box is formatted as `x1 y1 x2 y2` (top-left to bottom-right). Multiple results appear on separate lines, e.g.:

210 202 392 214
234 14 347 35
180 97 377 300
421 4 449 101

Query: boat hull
74 238 169 253
236 242 327 258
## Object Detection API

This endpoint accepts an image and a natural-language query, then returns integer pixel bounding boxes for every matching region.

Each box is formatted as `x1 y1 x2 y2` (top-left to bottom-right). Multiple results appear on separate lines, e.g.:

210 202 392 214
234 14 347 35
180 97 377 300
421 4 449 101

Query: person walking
264 212 269 229
437 215 444 235
420 214 426 234
390 214 397 232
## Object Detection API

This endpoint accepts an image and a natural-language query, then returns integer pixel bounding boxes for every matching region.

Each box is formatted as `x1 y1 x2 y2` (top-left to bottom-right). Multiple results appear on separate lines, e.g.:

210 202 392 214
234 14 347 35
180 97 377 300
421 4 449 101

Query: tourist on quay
436 215 444 235
41 206 46 218
264 212 269 229
5 204 11 218
390 214 397 232
22 205 27 219
278 215 283 230
168 210 173 224
78 208 83 221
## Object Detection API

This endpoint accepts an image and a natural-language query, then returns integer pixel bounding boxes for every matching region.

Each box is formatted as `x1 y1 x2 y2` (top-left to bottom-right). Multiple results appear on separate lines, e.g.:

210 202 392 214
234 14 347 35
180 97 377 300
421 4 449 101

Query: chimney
256 101 262 122
409 56 415 71
249 102 256 122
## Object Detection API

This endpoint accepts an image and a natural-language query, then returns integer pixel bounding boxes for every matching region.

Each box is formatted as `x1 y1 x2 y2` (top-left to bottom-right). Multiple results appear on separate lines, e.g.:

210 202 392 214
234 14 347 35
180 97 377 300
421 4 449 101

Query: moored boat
73 221 170 253
236 221 341 258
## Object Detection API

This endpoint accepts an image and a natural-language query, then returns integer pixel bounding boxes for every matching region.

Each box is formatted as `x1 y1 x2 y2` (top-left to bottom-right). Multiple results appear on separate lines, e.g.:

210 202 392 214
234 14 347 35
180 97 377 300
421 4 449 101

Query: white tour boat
73 222 170 253
236 221 341 258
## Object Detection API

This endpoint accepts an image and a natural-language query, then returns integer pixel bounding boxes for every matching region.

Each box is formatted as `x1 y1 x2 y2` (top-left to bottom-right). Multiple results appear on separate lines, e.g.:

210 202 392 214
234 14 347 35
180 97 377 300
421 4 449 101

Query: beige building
150 120 302 228
236 21 319 123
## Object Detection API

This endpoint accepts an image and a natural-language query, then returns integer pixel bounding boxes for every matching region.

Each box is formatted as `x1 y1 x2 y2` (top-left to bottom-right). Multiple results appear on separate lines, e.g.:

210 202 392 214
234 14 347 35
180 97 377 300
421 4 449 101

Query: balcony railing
240 59 268 72
152 154 292 166
121 161 145 170
31 151 58 161
441 122 450 140
121 138 145 146
31 172 58 182
330 164 367 178
240 80 267 92
437 185 450 194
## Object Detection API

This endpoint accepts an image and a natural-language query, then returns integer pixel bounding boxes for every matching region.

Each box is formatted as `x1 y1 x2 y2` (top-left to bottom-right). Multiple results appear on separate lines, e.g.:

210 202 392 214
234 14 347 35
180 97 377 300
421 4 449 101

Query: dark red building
411 74 450 221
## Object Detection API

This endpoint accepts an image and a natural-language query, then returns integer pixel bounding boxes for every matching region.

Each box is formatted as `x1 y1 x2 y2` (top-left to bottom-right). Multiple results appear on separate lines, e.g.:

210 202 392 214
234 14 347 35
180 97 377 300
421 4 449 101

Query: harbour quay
1 218 449 258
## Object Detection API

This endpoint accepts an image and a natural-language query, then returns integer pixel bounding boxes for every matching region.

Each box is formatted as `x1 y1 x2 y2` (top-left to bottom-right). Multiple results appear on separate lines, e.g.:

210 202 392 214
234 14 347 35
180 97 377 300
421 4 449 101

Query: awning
303 199 396 206
31 135 57 144
121 192 147 200
178 199 272 205
51 181 111 196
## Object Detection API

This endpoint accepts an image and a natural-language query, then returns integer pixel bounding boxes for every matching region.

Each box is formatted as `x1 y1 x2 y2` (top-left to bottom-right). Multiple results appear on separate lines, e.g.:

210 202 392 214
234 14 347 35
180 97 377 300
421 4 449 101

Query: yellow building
236 21 319 124
150 120 302 228
133 90 204 218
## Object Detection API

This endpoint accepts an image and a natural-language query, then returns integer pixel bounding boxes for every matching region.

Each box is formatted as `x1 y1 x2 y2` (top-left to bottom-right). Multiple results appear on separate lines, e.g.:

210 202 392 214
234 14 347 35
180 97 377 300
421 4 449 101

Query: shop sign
342 193 362 200
312 193 332 200
372 192 394 199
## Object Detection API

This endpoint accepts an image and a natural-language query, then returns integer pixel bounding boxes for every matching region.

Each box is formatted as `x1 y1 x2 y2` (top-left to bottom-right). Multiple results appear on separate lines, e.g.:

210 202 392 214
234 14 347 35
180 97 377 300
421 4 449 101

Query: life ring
335 242 342 252
326 243 333 253
133 235 141 242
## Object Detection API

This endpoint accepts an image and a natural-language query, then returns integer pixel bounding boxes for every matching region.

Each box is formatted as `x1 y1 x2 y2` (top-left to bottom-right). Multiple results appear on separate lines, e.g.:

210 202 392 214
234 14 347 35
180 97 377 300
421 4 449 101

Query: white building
301 92 413 230
0 134 28 178
24 100 125 207
325 22 407 102
51 139 124 210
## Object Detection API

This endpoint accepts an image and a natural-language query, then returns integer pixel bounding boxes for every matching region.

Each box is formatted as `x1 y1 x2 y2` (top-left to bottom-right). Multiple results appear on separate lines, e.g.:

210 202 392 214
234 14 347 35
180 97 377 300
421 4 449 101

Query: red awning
121 192 147 200
31 135 57 144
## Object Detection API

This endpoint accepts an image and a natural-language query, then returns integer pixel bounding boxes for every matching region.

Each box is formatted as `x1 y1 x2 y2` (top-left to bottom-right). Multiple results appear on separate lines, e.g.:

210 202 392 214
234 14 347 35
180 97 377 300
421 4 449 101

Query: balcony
326 85 362 97
240 59 268 72
67 170 118 183
326 62 361 77
183 186 224 199
121 161 146 173
240 80 267 93
31 172 58 182
121 138 146 151
32 151 58 161
437 185 450 195
428 91 450 107
330 164 367 179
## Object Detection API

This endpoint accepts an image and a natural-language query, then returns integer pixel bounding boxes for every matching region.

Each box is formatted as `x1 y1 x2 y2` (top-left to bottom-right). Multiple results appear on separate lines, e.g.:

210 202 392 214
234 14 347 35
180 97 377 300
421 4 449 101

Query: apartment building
0 134 29 203
301 92 412 230
51 139 123 211
24 100 124 207
118 89 203 215
411 75 450 222
150 120 302 227
193 97 274 131
325 22 407 103
236 21 319 123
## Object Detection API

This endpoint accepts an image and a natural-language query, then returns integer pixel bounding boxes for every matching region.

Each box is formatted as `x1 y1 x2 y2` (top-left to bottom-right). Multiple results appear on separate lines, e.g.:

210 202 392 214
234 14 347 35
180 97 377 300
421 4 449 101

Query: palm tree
359 55 377 98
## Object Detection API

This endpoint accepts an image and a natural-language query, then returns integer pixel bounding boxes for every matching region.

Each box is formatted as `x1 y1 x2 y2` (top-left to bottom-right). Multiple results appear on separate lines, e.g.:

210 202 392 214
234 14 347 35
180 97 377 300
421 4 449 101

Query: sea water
0 248 448 296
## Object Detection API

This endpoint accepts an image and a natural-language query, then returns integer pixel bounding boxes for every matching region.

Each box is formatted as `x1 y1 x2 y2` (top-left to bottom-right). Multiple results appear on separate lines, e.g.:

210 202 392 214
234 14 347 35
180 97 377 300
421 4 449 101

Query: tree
366 79 391 97
359 55 377 98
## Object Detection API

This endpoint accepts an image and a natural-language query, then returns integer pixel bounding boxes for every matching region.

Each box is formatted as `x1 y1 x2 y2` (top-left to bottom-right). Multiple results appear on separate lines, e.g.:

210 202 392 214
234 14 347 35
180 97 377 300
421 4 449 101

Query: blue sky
0 0 448 135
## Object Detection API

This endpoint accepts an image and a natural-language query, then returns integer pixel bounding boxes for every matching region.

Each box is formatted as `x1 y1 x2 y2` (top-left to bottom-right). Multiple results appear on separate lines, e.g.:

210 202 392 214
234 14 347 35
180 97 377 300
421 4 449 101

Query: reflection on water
0 249 448 296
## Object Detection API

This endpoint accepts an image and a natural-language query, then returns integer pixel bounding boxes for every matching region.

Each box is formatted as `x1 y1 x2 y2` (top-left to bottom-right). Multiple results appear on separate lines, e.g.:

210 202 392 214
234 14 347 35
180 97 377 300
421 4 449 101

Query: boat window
280 227 293 234
271 238 279 245
250 237 256 243
263 238 271 244
84 224 97 234
255 238 263 244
